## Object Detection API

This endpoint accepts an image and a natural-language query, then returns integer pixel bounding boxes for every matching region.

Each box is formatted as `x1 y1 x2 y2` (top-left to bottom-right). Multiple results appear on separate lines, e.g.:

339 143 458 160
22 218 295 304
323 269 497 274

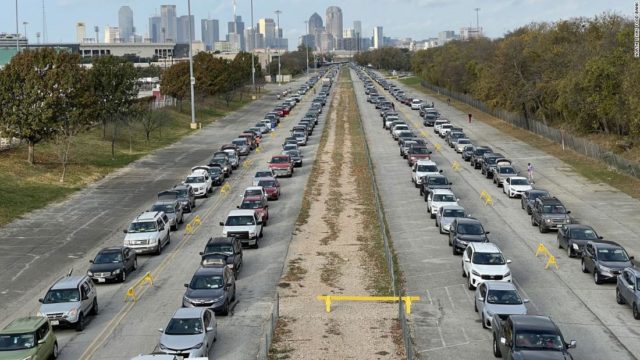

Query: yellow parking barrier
316 295 421 315
193 215 201 226
480 190 489 200
535 243 559 270
124 272 154 302
242 159 255 169
270 131 276 137
420 130 428 138
484 195 494 206
434 143 442 152
452 161 461 171
185 223 194 234
256 147 263 153
220 182 231 195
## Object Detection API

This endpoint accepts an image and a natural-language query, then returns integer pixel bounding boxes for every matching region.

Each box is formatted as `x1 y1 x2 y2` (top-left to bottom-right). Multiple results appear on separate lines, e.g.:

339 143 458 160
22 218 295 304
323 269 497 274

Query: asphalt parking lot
351 68 640 359
0 75 334 359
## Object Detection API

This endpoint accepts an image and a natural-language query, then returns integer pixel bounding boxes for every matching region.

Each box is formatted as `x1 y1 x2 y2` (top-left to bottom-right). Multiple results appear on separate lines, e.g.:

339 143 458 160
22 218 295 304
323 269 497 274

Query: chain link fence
256 293 280 360
420 81 640 179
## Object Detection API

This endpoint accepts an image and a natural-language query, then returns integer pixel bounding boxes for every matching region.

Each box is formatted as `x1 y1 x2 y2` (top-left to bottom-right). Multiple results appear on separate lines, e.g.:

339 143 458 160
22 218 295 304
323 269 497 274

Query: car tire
204 192 208 198
453 246 458 255
531 216 536 226
76 314 85 332
567 244 573 258
120 271 126 283
171 224 177 231
156 242 162 255
634 303 640 320
52 341 59 359
462 265 466 277
539 223 547 233
467 276 474 290
581 260 589 273
167 233 171 244
594 270 602 285
616 288 625 304
91 298 98 315
221 301 230 316
482 313 488 329
493 335 503 358
133 258 138 271
430 212 435 219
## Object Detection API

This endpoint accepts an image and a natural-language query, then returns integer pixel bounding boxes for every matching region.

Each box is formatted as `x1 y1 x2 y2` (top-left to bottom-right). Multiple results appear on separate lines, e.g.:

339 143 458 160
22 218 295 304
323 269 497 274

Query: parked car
284 150 303 167
200 236 243 277
160 186 195 213
123 211 171 255
231 138 251 155
257 177 281 200
208 157 232 177
182 265 236 315
406 146 432 166
616 267 640 319
238 196 269 225
492 161 517 187
462 242 512 290
88 246 137 283
150 198 184 231
557 224 603 258
502 177 532 198
38 273 98 331
492 315 576 359
412 160 441 188
158 308 217 357
426 189 459 219
454 138 472 153
184 170 212 197
435 205 465 234
268 155 294 178
530 197 571 233
220 210 264 248
475 281 528 329
470 146 493 168
462 145 475 161
520 189 550 215
449 217 490 255
581 240 633 284
480 153 505 178
252 170 275 186
0 317 58 359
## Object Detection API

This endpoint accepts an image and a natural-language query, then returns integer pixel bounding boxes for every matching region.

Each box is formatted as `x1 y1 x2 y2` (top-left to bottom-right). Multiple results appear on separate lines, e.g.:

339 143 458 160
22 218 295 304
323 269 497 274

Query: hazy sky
1 0 632 47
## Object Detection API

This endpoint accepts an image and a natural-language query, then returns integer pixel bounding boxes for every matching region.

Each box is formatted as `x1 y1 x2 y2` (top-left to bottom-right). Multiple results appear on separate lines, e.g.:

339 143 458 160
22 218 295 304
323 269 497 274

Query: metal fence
256 293 280 360
355 76 415 359
420 81 640 179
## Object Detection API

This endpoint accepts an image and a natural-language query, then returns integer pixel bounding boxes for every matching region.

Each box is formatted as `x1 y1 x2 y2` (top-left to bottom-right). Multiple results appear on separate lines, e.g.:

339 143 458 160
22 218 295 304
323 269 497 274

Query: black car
470 146 493 169
183 265 236 315
208 158 231 177
285 150 303 167
162 186 196 213
449 218 489 255
193 166 224 186
558 224 603 258
480 153 504 178
420 174 452 198
520 189 550 215
461 145 475 161
581 240 633 284
88 246 137 283
200 237 243 277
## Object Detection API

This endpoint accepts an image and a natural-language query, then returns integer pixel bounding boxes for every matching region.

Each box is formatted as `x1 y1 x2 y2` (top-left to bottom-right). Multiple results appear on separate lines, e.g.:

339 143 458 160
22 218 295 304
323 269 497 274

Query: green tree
161 61 190 111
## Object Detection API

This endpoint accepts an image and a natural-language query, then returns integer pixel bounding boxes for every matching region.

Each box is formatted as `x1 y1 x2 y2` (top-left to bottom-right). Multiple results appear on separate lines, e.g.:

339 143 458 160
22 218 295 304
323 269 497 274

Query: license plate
50 320 59 326
97 278 106 283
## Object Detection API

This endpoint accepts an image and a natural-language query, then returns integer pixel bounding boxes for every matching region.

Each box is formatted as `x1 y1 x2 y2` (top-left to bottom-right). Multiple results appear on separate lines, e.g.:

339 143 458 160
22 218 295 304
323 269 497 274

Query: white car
220 209 264 248
184 169 212 197
223 149 239 169
503 176 533 198
438 123 453 137
392 124 410 139
474 281 528 329
410 99 423 110
411 159 441 187
158 308 216 358
462 242 512 290
455 138 472 153
436 205 466 234
433 119 450 133
124 211 171 255
427 189 459 219
384 115 400 128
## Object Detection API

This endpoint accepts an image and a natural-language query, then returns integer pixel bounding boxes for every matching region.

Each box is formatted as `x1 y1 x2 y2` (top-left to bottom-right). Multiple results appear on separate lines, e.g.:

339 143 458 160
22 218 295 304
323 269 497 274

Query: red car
238 196 269 226
257 177 281 200
273 108 285 117
239 132 258 148
407 146 433 166
268 155 293 178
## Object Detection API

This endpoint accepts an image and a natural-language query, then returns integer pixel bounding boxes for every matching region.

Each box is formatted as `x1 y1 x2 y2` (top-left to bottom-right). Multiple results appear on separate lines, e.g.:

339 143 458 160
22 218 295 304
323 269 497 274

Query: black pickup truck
492 314 576 359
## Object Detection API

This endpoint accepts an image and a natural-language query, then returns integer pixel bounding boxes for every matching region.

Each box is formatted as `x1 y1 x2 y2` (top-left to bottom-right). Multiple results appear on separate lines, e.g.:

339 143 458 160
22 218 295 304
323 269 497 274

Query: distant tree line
266 45 315 77
353 47 412 71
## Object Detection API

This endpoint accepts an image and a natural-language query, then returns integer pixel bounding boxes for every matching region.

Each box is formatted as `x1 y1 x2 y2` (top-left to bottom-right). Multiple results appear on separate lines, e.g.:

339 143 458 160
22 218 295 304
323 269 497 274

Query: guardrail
316 295 421 315
124 272 154 302
535 243 559 270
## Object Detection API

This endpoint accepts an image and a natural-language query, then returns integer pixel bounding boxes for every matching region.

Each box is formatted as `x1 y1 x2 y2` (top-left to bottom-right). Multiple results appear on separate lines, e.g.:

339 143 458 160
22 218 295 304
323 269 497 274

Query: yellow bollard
142 272 154 286
535 243 547 257
124 287 136 302
545 255 559 270
452 161 461 171
480 191 488 200
434 144 442 152
185 223 193 234
484 196 493 206
193 216 201 226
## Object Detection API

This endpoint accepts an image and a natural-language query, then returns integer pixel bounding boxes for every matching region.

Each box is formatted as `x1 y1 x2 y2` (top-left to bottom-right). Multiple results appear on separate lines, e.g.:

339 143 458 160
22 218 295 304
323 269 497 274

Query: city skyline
1 1 632 50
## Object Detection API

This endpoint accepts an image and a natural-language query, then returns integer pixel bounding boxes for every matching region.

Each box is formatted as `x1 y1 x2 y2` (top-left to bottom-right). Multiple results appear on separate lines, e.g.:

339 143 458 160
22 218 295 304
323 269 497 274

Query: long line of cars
357 66 584 359
0 70 337 360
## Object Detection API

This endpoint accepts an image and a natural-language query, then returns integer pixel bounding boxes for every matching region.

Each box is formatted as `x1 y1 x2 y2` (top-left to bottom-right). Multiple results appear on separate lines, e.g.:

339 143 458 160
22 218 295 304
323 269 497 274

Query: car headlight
212 296 225 303
249 231 257 237
599 265 612 273
189 342 204 350
87 271 93 276
486 309 494 316
67 308 78 319
471 270 481 276
566 219 571 223
159 343 167 350
504 271 511 277
572 243 579 250
458 240 469 245
545 219 552 223
112 268 121 275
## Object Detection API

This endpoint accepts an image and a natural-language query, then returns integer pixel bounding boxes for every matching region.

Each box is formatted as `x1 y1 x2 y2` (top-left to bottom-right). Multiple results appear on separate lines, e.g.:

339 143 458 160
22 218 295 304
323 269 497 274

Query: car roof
99 246 125 253
154 199 176 205
1 316 47 334
227 209 256 217
51 275 86 289
538 196 564 205
194 266 226 277
173 184 191 190
591 240 622 249
455 217 483 225
243 195 264 202
257 177 277 182
172 307 206 319
440 205 464 211
564 224 594 230
484 281 517 291
136 211 162 221
526 189 548 194
507 176 528 180
431 189 454 195
416 159 437 165
189 170 208 176
206 236 235 245
508 315 557 332
469 242 502 253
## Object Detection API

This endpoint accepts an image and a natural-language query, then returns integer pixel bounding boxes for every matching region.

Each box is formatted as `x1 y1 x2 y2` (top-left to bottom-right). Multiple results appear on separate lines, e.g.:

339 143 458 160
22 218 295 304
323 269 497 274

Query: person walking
391 102 395 110
468 113 472 123
527 163 534 183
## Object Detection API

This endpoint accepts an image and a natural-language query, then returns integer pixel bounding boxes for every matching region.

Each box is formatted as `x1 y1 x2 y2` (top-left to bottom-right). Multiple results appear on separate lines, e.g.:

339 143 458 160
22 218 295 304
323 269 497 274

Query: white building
104 26 120 44
76 22 86 43
373 26 383 49
460 27 483 40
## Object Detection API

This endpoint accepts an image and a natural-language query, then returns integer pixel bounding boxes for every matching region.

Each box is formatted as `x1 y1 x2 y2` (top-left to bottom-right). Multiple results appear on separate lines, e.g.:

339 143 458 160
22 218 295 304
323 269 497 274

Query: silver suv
38 272 98 331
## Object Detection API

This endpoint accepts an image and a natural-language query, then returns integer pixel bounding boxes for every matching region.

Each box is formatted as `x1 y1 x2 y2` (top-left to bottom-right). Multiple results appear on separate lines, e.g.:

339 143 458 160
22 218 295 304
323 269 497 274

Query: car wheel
133 258 138 271
616 288 625 304
156 242 162 255
594 270 602 285
581 260 588 273
493 335 503 358
185 205 192 213
531 216 536 226
76 314 85 332
539 223 547 233
91 298 98 315
167 233 171 244
474 301 478 312
467 276 474 290
462 265 466 278
253 239 260 249
52 341 59 359
171 224 177 231
204 192 208 198
567 244 573 258
430 212 435 219
221 300 230 316
634 303 640 320
120 271 126 283
482 313 488 329
453 246 458 255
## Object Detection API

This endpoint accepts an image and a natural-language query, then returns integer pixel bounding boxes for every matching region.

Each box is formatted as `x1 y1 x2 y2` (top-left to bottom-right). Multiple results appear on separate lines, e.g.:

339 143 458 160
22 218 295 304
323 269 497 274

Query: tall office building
177 15 194 43
149 16 162 43
104 26 120 43
118 6 134 42
373 26 383 49
227 16 245 50
160 5 177 42
201 19 219 50
76 22 86 43
353 21 362 37
308 13 323 34
258 18 276 48
325 6 343 49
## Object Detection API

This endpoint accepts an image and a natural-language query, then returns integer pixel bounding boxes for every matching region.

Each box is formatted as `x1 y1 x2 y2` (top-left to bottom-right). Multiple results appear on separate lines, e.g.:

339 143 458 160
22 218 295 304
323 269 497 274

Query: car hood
40 302 78 314
599 260 632 270
125 232 156 242
264 187 278 193
441 217 455 227
269 163 290 168
510 185 533 191
512 350 573 360
224 225 256 232
456 234 487 242
185 287 225 300
541 214 570 220
427 184 452 190
432 201 459 208
485 303 527 317
473 264 510 275
89 263 123 273
160 333 205 351
0 348 36 360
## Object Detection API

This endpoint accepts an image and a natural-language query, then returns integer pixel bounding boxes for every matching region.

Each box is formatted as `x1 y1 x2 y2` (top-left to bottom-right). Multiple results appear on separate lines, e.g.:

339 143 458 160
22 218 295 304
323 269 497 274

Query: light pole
474 8 481 35
250 0 256 93
15 0 19 51
304 20 309 75
23 22 28 43
187 0 197 129
275 9 282 86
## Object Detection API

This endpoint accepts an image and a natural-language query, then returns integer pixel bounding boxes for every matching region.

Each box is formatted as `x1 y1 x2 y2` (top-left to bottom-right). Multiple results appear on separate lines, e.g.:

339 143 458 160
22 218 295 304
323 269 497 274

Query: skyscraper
258 18 276 48
325 6 343 50
201 19 219 50
160 5 177 42
308 13 323 35
353 21 362 37
227 16 245 50
104 26 120 43
373 26 383 49
118 6 134 42
76 22 86 43
149 16 162 43
177 15 194 43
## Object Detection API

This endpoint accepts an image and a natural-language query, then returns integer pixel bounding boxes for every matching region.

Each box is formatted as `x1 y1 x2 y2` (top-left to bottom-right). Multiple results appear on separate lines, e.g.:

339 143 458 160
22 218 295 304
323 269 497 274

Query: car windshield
475 149 490 155
417 165 438 172
0 333 36 351
413 148 431 154
486 289 523 305
457 223 484 235
511 178 530 185
225 216 255 226
472 252 506 265
245 190 262 197
151 204 175 213
43 288 80 303
128 221 157 233
542 205 567 214
94 251 123 264
232 140 246 146
458 139 470 144
570 228 598 240
443 209 465 218
240 200 263 209
515 331 564 351
209 168 222 175
428 177 448 185
165 318 203 335
258 180 277 187
175 189 188 197
271 157 288 163
500 167 516 174
486 157 499 165
210 159 226 165
185 176 205 184
255 171 272 177
394 126 409 130
205 244 234 254
434 194 456 202
529 192 549 201
189 274 224 290
597 248 629 262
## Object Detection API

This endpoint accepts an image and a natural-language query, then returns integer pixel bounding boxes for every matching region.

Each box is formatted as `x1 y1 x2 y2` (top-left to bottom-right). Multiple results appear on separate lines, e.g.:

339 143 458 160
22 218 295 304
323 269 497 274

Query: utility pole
304 20 309 75
15 0 19 51
474 8 481 35
23 22 28 43
250 0 256 93
187 0 197 129
275 9 282 86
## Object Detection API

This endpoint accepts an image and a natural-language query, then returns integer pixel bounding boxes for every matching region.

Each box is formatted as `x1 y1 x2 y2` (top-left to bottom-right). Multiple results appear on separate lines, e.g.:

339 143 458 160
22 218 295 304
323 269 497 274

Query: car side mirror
449 182 453 185
507 259 512 264
89 260 94 264
199 251 204 255
123 229 128 234
38 298 44 303
184 283 189 288
523 298 530 303
630 256 635 260
566 210 571 214
598 236 604 240
219 222 224 226
464 258 470 263
38 338 46 344
236 206 240 209
158 328 164 333
568 340 577 349
485 231 490 235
